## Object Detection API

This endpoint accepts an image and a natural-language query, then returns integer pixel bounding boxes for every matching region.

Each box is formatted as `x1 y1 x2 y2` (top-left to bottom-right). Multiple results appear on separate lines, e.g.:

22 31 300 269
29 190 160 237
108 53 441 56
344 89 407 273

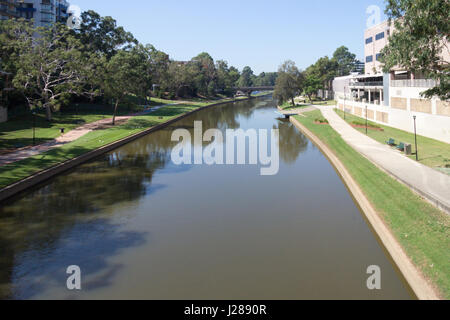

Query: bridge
234 86 274 96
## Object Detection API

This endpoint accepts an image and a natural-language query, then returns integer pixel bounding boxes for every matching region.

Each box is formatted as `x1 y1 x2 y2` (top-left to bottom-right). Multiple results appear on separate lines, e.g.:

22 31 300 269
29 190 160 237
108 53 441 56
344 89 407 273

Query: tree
76 10 137 59
103 47 150 125
303 73 323 104
380 0 450 100
237 66 254 87
332 46 356 77
273 60 304 107
10 22 95 120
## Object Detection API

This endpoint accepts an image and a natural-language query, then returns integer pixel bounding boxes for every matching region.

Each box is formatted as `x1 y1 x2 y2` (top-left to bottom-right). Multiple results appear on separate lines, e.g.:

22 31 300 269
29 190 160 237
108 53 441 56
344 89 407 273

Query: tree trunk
45 105 52 121
112 98 120 126
291 98 295 107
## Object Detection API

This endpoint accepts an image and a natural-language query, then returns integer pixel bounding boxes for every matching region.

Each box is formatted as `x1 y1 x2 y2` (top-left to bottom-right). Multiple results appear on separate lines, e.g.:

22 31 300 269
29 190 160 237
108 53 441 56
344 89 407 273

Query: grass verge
294 110 450 299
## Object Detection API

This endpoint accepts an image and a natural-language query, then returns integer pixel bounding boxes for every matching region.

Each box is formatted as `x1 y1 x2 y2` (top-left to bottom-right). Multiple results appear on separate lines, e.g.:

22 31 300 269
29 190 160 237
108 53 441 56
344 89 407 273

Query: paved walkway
0 104 173 167
318 106 450 214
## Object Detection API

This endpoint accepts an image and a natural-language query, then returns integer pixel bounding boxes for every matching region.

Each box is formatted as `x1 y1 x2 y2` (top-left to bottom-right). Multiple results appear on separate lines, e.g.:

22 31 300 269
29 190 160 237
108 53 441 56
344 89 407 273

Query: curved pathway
318 105 450 214
0 104 173 167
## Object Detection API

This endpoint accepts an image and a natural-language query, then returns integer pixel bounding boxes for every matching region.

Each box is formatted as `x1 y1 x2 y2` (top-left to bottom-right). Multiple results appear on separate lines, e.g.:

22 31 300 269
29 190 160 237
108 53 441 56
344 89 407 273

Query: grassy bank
294 110 450 299
334 109 450 174
0 94 265 189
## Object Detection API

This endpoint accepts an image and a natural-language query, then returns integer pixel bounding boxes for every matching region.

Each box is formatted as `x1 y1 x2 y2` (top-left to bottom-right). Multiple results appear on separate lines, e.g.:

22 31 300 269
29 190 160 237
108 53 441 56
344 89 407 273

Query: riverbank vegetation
0 12 276 152
335 109 450 174
294 110 450 299
274 46 361 107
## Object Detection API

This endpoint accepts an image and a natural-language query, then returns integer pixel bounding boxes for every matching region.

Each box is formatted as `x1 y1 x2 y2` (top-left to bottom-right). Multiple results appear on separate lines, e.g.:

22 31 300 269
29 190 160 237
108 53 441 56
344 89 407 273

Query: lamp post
32 111 36 146
413 116 418 161
344 85 347 120
365 105 368 135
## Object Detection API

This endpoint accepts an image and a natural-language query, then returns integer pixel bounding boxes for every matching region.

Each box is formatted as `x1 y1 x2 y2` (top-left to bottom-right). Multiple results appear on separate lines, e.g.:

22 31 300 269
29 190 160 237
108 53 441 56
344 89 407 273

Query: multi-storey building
333 20 450 143
1 0 70 27
0 0 19 21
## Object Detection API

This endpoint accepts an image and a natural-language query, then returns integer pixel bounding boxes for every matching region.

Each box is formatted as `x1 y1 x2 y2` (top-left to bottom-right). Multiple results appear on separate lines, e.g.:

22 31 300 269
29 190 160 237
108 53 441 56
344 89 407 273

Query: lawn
0 99 175 151
294 110 450 299
334 109 450 173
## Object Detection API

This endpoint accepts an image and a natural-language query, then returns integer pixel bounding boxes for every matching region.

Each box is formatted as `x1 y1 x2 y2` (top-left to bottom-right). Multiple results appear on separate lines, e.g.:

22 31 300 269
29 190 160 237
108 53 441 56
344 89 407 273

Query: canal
0 96 412 299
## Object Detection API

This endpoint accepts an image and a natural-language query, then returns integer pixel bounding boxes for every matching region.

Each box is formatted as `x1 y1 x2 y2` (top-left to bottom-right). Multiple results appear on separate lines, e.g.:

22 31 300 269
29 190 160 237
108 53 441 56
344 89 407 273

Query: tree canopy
380 0 450 100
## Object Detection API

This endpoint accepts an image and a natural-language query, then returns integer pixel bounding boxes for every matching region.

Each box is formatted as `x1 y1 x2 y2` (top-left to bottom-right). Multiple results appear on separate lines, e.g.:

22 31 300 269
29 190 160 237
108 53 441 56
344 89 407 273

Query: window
375 32 385 40
366 55 373 63
376 53 382 61
365 37 373 44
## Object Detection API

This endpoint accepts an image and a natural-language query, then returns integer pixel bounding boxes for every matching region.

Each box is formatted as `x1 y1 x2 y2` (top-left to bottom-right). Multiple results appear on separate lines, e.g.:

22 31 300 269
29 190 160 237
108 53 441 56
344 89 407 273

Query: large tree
332 46 357 77
303 73 323 104
380 0 450 100
76 10 137 59
9 21 96 120
273 60 304 107
103 46 151 125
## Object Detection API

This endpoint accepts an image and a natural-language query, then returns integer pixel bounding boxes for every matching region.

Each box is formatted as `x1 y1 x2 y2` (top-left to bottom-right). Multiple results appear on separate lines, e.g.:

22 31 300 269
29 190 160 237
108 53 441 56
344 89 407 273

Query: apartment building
1 0 70 27
0 0 18 20
333 20 450 143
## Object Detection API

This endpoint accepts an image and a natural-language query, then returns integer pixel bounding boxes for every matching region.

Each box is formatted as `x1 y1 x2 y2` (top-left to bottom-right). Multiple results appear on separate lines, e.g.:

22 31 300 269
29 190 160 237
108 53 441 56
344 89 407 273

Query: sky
70 0 388 74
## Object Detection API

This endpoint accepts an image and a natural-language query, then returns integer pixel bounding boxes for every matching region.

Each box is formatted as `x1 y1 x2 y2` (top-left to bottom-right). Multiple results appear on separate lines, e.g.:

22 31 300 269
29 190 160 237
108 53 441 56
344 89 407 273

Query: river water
0 96 412 299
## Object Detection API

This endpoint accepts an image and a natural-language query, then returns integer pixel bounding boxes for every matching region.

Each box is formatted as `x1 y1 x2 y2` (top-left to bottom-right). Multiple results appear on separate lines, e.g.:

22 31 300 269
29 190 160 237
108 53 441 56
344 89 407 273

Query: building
333 20 450 144
1 0 71 27
0 0 19 21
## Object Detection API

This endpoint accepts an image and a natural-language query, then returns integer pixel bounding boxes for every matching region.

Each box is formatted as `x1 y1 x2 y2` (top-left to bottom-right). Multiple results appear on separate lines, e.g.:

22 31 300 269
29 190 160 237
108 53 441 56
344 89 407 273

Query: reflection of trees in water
0 97 274 299
275 119 309 164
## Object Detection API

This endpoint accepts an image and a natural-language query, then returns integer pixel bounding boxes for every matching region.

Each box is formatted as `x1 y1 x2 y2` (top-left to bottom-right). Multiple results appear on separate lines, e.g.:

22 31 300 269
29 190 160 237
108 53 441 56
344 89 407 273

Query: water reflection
0 97 297 299
0 96 411 300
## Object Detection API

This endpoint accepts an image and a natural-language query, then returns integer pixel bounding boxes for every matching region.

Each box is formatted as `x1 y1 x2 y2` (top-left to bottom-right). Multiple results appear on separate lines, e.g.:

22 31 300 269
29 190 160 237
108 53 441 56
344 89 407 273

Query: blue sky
71 0 387 73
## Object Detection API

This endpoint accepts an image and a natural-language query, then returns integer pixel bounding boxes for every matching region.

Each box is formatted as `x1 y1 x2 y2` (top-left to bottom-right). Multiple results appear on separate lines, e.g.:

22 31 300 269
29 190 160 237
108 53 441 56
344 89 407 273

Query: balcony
390 79 437 88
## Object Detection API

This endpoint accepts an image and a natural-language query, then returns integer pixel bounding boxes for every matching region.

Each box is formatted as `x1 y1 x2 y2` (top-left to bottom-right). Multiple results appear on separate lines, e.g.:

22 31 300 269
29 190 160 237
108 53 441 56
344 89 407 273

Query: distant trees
380 0 450 100
0 10 278 122
274 60 304 106
237 66 255 88
303 73 323 104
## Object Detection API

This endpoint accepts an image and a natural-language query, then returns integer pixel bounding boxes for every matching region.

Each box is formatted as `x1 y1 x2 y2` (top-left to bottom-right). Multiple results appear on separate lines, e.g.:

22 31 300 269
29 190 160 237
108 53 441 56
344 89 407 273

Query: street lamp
413 116 418 161
344 85 347 120
32 111 36 146
365 105 368 135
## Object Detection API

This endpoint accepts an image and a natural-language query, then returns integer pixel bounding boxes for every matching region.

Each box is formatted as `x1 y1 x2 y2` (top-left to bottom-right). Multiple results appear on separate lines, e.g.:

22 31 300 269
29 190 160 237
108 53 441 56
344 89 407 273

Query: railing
350 81 384 87
390 79 437 88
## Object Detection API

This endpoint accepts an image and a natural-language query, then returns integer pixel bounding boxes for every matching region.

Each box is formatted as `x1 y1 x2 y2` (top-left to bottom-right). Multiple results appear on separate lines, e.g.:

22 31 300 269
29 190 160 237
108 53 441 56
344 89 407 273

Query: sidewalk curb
290 116 440 300
0 96 267 202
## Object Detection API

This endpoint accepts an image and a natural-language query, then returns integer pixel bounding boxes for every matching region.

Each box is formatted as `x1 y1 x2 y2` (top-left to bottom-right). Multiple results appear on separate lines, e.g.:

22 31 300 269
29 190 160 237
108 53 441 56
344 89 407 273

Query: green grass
334 109 450 172
0 98 182 151
294 110 450 299
0 104 199 188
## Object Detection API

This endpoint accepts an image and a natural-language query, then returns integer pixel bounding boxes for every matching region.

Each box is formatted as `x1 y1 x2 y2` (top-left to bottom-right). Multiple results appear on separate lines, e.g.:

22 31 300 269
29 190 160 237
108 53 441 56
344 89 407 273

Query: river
0 96 412 299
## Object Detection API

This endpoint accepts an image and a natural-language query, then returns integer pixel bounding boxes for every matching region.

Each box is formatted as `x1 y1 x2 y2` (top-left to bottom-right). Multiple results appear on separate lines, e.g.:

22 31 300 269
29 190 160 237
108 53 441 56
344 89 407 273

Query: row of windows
366 54 383 63
365 31 388 44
